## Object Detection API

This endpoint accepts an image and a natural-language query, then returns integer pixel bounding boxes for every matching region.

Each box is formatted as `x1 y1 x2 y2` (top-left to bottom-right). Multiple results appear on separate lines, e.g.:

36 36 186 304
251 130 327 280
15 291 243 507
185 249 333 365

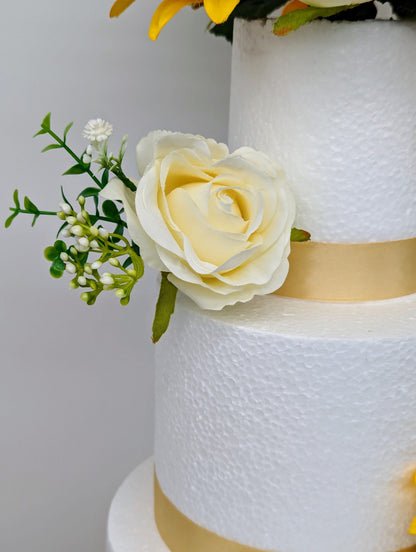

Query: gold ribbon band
154 472 273 552
154 472 416 552
274 238 416 302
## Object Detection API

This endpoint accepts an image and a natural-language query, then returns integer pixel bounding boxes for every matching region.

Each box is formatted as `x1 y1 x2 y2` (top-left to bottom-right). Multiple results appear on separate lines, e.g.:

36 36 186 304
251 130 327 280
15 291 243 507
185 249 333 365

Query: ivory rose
101 131 295 310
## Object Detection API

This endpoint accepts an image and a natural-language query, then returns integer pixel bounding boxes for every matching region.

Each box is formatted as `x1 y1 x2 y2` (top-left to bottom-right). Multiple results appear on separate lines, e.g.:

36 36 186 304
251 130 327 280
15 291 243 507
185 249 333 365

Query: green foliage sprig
6 114 144 309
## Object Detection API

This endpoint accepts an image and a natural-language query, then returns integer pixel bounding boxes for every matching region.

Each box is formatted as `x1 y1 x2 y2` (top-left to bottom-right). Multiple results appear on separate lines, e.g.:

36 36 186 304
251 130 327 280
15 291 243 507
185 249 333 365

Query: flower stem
43 125 103 188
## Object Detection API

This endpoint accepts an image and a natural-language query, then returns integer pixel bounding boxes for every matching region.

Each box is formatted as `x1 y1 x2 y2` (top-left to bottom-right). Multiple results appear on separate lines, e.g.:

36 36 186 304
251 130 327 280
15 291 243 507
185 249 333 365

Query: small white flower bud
82 153 92 165
89 240 99 249
114 289 125 298
78 237 89 248
76 213 86 223
69 280 78 290
59 202 72 214
89 226 99 237
62 229 71 238
103 284 113 291
66 216 77 226
86 145 93 155
84 264 93 274
80 292 89 302
127 269 137 277
99 228 109 239
70 246 77 256
100 274 114 285
109 258 120 267
57 211 66 220
71 225 84 236
91 261 102 270
75 243 89 252
60 252 69 262
78 195 86 206
65 262 76 274
78 276 87 286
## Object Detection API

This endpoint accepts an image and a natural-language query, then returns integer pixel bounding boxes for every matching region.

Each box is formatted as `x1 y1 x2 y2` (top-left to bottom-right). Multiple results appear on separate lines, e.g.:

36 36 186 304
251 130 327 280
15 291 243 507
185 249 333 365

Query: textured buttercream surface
229 20 416 242
155 293 416 552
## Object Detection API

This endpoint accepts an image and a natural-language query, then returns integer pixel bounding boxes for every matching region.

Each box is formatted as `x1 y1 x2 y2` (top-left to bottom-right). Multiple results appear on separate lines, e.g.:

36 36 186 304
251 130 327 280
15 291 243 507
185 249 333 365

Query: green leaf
24 196 39 213
101 168 109 188
123 257 133 269
33 128 48 138
131 242 141 257
63 122 73 142
273 5 355 36
78 187 100 199
54 240 67 252
114 223 124 237
4 212 17 228
56 221 69 238
31 213 40 227
60 187 73 209
291 227 311 242
152 272 178 343
63 164 88 175
78 252 89 266
102 199 120 219
50 257 65 278
41 112 51 130
13 189 20 209
41 143 62 153
44 246 58 261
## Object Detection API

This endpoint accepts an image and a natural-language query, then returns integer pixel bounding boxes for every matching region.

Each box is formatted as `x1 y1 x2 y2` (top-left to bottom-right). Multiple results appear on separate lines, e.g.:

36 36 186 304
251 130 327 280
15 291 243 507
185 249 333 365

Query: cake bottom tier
106 457 169 552
155 293 416 552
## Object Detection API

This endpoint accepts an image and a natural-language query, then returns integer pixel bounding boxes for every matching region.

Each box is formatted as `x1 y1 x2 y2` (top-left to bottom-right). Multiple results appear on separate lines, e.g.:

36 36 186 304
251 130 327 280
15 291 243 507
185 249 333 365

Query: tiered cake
153 18 416 552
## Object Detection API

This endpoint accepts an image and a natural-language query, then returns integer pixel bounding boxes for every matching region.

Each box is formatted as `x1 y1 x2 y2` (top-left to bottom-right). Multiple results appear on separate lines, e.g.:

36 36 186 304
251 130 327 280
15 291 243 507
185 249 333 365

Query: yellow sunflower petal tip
148 0 194 41
203 0 240 24
409 517 416 535
110 0 136 18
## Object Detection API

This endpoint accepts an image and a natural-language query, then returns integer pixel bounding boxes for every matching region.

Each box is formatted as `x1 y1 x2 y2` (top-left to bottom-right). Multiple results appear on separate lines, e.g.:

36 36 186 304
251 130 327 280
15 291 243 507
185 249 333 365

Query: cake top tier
229 19 416 243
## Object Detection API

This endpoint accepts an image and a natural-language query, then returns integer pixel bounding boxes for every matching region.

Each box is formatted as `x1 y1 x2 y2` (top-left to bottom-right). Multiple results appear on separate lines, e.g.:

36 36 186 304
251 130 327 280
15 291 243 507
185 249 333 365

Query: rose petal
100 178 166 271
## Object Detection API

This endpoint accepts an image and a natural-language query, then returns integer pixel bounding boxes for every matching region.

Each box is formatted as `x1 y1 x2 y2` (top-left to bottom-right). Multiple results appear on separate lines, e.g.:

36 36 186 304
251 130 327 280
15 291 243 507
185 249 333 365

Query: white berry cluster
55 195 142 305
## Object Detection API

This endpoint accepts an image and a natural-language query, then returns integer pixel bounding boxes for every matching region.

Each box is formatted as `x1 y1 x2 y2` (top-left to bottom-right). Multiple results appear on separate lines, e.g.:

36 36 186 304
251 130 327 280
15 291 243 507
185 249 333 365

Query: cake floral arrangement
7 1 416 551
110 0 415 40
6 0 415 343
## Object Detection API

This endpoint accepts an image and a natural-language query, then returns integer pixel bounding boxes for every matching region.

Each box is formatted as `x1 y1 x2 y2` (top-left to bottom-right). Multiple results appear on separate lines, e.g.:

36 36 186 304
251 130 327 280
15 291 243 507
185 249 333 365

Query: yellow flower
110 0 240 40
409 471 416 534
410 517 416 535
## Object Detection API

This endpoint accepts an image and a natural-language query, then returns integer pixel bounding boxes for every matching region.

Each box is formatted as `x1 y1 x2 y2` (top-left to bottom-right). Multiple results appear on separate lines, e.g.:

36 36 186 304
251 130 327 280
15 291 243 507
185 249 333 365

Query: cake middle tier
229 19 416 243
155 294 416 552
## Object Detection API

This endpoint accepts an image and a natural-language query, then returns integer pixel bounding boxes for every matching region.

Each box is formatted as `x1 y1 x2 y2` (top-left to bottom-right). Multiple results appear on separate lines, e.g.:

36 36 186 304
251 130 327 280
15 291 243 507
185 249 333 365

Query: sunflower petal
410 516 416 535
204 0 240 23
149 0 195 40
110 0 136 18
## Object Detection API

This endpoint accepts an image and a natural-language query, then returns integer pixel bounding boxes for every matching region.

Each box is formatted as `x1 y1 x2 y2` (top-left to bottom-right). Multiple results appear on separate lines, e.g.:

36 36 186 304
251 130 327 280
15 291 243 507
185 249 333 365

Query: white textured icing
229 20 416 242
155 293 416 552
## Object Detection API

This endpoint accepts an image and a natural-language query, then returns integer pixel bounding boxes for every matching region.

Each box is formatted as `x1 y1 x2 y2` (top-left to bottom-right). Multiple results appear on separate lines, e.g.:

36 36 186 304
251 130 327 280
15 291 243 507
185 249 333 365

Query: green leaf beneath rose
152 272 178 343
273 5 357 36
291 227 311 242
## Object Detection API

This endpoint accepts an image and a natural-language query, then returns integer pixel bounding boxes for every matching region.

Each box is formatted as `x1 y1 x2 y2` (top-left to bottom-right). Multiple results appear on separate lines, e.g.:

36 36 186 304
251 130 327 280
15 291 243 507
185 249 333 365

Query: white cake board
106 457 170 552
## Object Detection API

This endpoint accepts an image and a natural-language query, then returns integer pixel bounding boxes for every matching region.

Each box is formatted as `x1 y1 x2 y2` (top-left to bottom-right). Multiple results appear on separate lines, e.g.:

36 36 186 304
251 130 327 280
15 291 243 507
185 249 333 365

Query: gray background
0 1 230 550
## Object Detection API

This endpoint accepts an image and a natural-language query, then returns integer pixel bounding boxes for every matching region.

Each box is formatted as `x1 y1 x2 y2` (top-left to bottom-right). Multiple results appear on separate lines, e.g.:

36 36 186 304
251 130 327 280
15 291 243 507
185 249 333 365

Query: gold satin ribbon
154 472 273 552
275 238 416 302
154 472 416 552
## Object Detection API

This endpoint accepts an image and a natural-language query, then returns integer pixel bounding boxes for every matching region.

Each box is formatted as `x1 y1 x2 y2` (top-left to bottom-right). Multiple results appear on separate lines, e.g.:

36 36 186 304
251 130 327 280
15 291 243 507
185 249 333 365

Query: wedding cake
152 18 416 552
